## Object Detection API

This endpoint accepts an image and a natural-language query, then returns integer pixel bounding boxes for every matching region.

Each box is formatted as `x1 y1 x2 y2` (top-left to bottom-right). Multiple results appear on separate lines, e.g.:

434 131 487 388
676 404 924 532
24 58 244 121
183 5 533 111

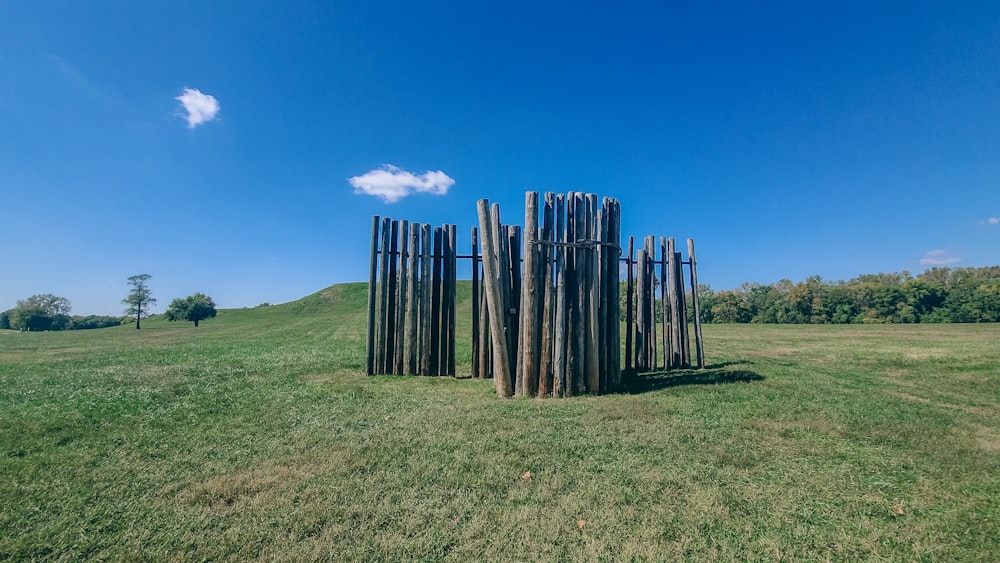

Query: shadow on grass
620 365 764 394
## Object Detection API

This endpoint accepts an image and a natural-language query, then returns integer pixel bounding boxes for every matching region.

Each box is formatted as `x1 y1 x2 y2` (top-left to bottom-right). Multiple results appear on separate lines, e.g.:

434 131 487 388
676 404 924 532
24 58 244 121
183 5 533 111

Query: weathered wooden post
517 192 541 397
625 236 634 373
405 225 419 374
667 238 682 369
538 192 555 397
477 200 514 397
447 224 457 376
553 194 567 397
393 220 409 374
366 216 380 375
471 227 480 378
419 224 432 375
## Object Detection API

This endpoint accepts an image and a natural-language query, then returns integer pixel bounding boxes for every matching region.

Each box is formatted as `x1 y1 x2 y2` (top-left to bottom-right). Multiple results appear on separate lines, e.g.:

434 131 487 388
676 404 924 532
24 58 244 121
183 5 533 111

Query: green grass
2 283 998 560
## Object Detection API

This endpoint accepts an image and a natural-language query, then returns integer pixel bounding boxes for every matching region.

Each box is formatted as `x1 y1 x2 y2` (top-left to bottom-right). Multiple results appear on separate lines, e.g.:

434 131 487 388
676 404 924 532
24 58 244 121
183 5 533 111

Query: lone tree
122 274 156 329
164 293 217 327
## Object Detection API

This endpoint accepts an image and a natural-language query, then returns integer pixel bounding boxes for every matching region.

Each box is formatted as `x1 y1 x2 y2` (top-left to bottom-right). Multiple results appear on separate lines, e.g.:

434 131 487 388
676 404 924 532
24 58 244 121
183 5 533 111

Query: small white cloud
988 217 999 225
175 87 220 128
348 165 455 203
919 249 961 266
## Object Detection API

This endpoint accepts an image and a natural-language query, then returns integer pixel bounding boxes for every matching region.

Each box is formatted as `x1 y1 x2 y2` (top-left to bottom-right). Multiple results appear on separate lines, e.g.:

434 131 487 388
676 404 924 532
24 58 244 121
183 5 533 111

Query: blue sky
2 1 998 315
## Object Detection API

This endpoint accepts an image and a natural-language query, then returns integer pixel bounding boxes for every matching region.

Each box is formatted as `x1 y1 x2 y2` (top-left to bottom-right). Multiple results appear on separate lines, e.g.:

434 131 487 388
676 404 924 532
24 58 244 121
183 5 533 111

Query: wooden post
688 238 705 369
660 236 671 372
419 223 432 376
394 220 409 375
377 217 391 374
447 224 457 376
366 216 380 376
508 225 521 384
676 250 690 368
493 204 515 385
477 199 513 397
608 199 622 389
385 220 399 373
405 225 419 374
430 226 443 375
538 192 555 397
667 237 682 369
553 193 567 397
625 236 634 373
635 248 647 371
471 227 480 378
646 241 655 370
585 194 600 394
517 192 541 397
596 205 608 393
571 193 586 395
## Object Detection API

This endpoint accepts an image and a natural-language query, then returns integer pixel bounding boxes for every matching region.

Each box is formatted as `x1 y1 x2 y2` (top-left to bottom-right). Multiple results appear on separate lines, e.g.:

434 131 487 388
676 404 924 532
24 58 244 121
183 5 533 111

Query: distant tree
122 274 156 329
164 293 217 327
9 304 51 331
65 315 122 330
6 294 73 331
0 310 9 330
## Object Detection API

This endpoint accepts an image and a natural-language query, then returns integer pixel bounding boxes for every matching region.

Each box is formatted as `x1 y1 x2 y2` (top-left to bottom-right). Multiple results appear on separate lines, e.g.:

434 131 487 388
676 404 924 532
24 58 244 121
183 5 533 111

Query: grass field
2 282 998 560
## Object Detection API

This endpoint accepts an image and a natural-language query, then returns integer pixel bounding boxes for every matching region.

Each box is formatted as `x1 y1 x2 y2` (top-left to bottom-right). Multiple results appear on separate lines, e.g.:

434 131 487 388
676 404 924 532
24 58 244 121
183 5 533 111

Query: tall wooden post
366 216 380 376
676 249 690 368
377 217 391 374
538 193 555 397
625 236 634 372
518 192 541 397
471 227 480 378
419 223 432 376
608 199 622 389
477 199 513 397
688 238 705 369
393 220 409 374
405 225 419 374
447 224 457 376
660 237 671 371
667 237 682 369
553 194 567 397
430 227 443 375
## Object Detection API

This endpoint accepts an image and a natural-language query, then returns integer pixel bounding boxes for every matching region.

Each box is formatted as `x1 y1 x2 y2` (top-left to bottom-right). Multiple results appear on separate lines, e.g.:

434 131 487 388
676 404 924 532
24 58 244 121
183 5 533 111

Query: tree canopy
164 293 217 327
696 266 1000 324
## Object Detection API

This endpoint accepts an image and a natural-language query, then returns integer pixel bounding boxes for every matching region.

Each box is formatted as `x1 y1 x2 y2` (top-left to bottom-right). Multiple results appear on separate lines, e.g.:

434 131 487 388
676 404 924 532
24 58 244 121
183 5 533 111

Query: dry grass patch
176 461 319 509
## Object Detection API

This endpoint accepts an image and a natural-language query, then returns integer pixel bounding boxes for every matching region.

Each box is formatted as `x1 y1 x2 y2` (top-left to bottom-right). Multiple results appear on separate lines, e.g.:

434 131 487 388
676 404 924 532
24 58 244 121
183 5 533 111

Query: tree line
2 274 217 331
697 266 1000 324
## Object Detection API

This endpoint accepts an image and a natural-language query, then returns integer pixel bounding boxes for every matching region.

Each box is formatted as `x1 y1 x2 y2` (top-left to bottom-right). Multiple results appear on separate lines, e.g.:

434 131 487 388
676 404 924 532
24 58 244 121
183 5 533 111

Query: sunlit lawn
2 283 997 560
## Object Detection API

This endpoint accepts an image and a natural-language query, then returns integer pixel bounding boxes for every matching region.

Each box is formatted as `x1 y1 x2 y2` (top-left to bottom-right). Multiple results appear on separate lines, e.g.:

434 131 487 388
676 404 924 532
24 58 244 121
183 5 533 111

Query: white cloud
348 165 455 203
175 87 220 128
919 249 961 266
988 217 999 225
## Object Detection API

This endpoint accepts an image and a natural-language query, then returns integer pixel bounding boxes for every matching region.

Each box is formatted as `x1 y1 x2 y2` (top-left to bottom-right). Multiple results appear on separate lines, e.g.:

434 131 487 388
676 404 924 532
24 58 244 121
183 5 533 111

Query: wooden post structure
365 193 702 392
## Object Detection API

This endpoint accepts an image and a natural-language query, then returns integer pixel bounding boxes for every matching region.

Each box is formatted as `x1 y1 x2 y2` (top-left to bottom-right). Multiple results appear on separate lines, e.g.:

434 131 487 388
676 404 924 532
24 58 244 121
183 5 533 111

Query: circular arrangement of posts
364 191 705 398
